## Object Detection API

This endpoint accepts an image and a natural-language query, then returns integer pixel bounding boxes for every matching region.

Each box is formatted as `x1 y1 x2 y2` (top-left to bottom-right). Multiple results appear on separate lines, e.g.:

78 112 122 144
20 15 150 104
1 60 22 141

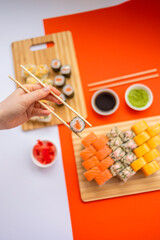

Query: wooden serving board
12 31 87 131
72 116 160 202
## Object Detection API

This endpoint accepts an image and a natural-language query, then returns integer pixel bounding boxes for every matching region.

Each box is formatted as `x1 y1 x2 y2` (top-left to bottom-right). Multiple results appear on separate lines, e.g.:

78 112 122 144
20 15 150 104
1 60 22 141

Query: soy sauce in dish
95 92 116 111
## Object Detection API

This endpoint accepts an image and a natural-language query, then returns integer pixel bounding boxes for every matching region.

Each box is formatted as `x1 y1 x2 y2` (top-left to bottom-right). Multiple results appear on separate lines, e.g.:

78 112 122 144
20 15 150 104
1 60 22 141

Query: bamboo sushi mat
72 116 160 202
12 32 87 131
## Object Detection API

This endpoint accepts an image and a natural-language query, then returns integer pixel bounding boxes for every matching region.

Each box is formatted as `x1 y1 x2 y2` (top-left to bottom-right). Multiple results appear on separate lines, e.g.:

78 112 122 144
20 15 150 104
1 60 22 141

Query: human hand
0 84 61 130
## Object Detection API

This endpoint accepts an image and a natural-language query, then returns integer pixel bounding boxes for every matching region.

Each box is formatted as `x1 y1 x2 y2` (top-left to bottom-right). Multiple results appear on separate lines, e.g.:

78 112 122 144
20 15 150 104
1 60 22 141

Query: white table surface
0 1 127 239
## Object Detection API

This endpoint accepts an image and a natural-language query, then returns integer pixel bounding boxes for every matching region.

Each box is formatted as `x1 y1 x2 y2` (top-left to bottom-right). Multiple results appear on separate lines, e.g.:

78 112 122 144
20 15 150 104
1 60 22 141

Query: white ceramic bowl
91 89 120 116
125 84 153 111
31 141 58 168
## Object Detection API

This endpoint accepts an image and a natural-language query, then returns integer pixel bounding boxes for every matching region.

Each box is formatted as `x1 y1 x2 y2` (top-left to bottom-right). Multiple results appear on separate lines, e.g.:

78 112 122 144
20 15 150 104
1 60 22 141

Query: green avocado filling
128 89 149 108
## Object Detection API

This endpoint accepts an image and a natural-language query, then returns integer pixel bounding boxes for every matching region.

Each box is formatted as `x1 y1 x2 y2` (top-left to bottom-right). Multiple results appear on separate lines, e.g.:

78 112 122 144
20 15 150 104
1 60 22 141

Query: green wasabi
128 89 149 108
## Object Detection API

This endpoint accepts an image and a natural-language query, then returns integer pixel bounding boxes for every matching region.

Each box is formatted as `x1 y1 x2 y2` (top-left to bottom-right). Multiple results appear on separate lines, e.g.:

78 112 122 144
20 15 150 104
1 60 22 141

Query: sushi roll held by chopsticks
70 117 86 133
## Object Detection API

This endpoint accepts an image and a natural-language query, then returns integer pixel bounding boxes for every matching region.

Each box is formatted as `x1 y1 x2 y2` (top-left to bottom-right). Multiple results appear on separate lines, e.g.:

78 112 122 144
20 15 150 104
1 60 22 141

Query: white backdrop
0 1 128 239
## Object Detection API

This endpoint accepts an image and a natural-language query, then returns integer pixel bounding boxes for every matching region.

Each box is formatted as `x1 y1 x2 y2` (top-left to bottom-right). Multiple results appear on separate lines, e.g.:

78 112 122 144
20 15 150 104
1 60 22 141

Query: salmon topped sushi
82 156 99 170
92 135 108 150
81 132 97 148
84 166 101 181
96 145 112 161
95 169 113 186
80 145 96 161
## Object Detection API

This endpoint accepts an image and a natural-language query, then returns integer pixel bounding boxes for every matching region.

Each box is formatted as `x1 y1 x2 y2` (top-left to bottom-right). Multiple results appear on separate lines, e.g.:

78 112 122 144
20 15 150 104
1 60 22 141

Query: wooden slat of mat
72 116 160 202
12 31 87 131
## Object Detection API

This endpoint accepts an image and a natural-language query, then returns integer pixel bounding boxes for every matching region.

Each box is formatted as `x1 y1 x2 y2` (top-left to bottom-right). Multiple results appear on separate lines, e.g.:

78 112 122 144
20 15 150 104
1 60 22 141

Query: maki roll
117 166 135 182
122 139 137 152
62 84 74 98
54 75 66 87
42 78 54 86
55 93 66 106
108 137 123 151
26 76 37 84
109 161 125 176
21 64 36 79
30 114 52 123
120 130 135 142
35 64 49 79
110 147 125 161
121 152 137 166
70 117 86 133
60 65 71 78
106 126 122 139
51 59 61 72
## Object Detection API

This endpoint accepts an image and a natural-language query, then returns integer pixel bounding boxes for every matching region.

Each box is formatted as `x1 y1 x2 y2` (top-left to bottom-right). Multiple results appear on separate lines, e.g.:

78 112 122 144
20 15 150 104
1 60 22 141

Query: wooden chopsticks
21 65 92 127
9 75 82 138
88 68 159 92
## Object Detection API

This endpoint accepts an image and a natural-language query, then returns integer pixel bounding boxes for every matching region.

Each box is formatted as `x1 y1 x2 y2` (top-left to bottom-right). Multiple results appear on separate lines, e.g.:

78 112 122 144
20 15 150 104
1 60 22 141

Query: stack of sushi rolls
80 132 115 186
51 59 61 72
62 84 74 98
107 126 137 182
130 120 160 176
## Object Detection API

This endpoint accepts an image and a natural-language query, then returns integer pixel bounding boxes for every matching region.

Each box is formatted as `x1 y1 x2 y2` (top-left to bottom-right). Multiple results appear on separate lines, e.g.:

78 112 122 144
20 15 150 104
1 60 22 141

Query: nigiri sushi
70 117 85 133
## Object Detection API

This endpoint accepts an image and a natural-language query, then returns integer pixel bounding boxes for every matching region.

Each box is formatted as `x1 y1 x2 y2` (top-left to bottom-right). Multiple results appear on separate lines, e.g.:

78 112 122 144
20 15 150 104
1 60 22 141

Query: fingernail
43 87 50 92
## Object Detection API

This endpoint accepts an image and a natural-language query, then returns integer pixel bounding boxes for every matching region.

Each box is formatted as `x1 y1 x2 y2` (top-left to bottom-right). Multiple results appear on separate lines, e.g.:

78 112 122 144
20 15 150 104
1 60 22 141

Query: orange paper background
44 0 160 239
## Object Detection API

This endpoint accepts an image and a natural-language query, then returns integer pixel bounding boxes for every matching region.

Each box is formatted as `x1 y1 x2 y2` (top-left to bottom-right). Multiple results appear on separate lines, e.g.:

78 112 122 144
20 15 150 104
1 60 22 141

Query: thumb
23 87 51 106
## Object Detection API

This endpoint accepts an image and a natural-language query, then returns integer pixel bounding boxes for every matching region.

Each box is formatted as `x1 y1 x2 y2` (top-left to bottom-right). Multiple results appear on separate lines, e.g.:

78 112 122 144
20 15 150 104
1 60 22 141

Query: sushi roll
30 114 52 123
81 132 97 148
70 117 86 133
35 64 49 79
92 135 108 150
54 75 66 87
97 156 114 171
121 152 137 165
84 166 101 181
55 93 66 106
96 145 112 161
117 166 135 182
82 156 99 170
62 84 74 98
106 126 122 139
60 65 71 78
42 78 54 86
110 147 125 161
109 161 125 176
108 136 123 151
51 59 61 72
122 139 137 152
21 64 36 79
141 160 160 177
80 145 96 161
120 130 135 142
95 169 113 186
26 76 37 84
